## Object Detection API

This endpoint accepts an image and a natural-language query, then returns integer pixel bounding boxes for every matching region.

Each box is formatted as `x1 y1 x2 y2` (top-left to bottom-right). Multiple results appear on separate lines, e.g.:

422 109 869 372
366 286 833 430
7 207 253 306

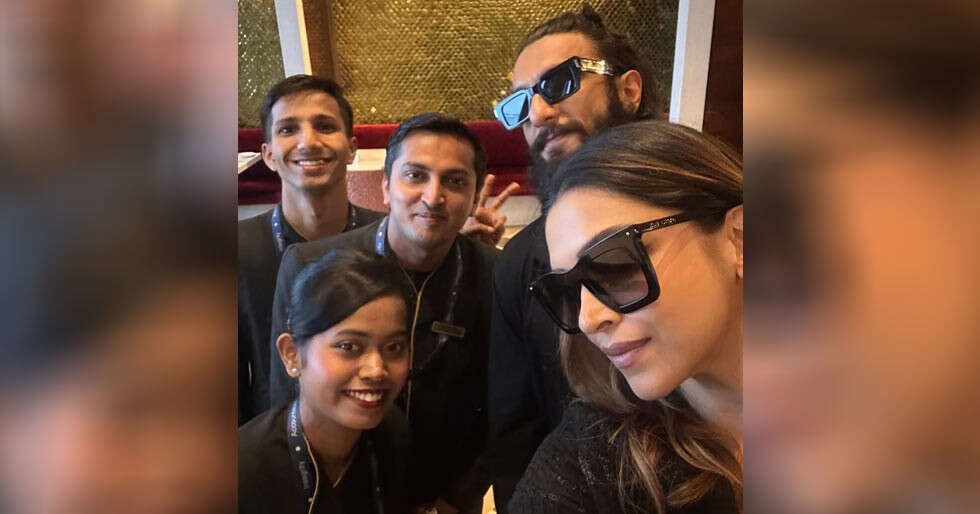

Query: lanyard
373 216 465 380
286 400 384 514
271 203 361 257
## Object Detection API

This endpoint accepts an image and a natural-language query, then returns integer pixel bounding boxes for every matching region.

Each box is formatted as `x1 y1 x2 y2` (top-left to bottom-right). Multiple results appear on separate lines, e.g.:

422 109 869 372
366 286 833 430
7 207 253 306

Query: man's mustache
414 206 448 218
530 121 588 154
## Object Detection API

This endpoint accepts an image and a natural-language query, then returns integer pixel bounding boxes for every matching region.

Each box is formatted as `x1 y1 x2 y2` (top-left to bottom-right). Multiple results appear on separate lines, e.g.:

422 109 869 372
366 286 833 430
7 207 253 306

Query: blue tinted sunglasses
493 56 619 130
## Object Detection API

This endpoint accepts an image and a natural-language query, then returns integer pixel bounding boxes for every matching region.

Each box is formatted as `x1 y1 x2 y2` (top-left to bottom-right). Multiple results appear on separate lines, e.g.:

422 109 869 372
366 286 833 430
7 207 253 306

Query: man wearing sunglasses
487 5 660 510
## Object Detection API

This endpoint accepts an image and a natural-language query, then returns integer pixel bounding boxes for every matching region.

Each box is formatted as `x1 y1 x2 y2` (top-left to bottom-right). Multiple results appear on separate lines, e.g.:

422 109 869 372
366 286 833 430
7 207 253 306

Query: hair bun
579 3 605 28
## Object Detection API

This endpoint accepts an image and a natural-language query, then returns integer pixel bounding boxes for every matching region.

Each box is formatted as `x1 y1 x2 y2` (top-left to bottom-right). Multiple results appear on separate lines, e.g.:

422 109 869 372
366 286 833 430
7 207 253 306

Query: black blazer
238 209 280 425
487 216 575 511
239 404 412 514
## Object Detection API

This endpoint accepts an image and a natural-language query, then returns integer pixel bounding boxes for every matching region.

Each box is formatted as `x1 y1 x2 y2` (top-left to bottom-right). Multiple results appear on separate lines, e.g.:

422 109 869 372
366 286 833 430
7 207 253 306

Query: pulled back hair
288 249 412 346
544 120 742 218
546 120 743 513
518 4 661 118
260 74 355 141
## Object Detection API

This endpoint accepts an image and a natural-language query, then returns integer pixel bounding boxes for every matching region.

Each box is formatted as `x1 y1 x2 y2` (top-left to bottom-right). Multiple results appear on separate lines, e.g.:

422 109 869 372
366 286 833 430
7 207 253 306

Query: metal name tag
431 321 465 339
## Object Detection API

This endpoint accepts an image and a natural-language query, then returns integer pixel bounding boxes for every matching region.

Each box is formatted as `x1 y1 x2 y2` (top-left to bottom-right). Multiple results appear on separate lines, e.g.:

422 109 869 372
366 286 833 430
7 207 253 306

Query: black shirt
238 204 384 425
509 402 739 514
487 216 575 511
268 218 498 511
239 404 412 514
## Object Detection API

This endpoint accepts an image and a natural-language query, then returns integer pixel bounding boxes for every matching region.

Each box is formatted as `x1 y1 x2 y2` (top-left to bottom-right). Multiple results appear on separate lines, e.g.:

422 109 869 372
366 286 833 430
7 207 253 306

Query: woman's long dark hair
545 120 743 513
288 249 412 347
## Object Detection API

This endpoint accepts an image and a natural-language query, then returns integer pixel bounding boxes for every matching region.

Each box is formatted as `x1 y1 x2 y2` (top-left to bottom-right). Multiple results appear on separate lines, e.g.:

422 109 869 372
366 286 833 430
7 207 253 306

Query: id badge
431 321 465 339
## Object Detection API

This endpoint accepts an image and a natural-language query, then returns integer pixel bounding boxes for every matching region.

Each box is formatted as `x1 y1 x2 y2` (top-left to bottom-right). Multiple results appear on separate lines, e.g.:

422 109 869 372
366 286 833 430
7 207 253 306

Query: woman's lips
342 389 388 409
599 338 651 368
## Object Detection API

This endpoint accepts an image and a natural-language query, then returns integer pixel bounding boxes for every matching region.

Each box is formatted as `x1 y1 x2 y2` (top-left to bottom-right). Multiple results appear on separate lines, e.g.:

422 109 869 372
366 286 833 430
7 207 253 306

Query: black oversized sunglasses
529 210 728 334
493 56 619 130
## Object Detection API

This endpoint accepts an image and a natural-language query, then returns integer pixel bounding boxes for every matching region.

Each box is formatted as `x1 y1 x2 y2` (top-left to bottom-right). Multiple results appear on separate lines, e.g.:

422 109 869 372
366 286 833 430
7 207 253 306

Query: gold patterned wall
239 0 284 127
237 0 677 126
333 0 677 123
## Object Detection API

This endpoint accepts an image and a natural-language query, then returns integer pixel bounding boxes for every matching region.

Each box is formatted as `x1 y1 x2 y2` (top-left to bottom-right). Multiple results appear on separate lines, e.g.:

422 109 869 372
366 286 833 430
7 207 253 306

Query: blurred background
744 1 980 513
0 0 237 512
2 0 979 513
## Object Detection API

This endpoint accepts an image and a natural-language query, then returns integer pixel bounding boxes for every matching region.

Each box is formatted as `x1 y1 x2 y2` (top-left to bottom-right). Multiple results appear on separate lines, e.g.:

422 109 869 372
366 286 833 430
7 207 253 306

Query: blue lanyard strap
272 203 360 257
373 216 389 256
285 400 317 505
271 204 288 256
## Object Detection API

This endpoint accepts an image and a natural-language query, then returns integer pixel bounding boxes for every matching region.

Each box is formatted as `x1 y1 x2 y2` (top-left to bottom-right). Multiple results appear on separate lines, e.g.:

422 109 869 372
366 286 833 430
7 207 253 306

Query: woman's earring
291 367 299 376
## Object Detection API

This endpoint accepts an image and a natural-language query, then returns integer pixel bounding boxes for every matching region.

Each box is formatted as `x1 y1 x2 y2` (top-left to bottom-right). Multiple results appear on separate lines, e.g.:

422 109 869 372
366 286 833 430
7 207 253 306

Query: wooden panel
302 0 337 78
703 0 742 153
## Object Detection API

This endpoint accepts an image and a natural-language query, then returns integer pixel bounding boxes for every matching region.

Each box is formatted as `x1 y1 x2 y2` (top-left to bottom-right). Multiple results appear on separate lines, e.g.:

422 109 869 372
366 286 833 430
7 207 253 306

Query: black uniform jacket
268 217 498 510
487 216 575 511
239 404 412 514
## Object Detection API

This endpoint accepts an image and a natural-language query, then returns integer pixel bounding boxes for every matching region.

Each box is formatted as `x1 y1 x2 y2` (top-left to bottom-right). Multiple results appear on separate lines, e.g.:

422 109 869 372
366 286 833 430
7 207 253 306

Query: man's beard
528 90 634 204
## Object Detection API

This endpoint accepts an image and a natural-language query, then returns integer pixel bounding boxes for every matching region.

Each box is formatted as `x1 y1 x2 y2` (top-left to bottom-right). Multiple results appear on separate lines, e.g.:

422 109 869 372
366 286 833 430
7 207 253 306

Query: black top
268 218 499 511
487 216 575 512
509 402 739 514
239 404 412 514
238 204 384 425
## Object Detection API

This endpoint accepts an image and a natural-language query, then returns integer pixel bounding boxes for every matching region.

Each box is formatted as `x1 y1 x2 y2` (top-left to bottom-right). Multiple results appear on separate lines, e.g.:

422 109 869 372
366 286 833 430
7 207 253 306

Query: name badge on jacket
431 321 465 339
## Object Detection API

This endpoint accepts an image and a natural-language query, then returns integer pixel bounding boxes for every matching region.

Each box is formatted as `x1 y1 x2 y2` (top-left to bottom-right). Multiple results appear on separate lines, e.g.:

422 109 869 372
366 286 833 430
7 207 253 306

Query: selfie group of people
239 6 742 514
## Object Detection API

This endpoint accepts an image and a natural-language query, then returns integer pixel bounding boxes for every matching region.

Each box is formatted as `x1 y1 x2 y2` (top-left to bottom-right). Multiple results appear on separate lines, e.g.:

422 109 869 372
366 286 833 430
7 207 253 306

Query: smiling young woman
511 120 743 514
239 249 414 514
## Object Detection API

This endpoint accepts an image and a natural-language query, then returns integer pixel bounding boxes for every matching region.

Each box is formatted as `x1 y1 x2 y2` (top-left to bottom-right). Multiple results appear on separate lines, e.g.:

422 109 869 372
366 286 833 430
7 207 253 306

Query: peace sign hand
460 174 521 247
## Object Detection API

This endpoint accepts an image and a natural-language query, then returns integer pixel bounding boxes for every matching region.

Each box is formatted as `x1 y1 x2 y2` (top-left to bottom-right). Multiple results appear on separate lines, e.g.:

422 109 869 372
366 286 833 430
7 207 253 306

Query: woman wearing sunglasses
239 249 414 514
510 120 742 514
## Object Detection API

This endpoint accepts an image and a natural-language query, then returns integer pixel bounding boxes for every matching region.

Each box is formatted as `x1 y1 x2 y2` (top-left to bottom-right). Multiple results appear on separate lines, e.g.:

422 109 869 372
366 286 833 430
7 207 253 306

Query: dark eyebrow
442 168 473 178
310 113 341 123
275 113 340 127
333 329 370 338
401 162 431 171
402 163 472 177
576 224 630 259
334 328 409 340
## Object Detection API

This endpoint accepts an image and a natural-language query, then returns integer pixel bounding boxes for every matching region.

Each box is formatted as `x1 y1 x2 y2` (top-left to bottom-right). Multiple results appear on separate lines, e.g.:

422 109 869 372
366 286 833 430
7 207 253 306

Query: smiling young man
239 75 386 426
268 113 498 513
487 6 659 510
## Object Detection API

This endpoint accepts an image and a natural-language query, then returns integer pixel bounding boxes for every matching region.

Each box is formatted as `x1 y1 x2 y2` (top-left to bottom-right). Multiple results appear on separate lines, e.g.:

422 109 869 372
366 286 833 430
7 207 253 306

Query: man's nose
422 179 446 207
296 124 321 150
527 93 558 128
